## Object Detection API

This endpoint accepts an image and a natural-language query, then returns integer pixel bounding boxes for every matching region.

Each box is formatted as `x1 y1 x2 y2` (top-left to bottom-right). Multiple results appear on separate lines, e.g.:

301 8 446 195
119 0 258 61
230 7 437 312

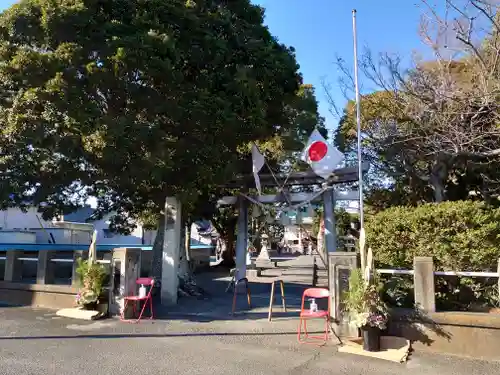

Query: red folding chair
120 277 155 323
297 288 331 345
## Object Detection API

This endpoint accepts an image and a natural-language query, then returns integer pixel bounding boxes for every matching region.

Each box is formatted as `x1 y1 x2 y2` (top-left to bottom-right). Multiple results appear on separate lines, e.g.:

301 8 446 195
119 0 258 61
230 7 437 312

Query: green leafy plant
343 269 389 330
75 259 107 307
366 201 500 310
312 208 356 241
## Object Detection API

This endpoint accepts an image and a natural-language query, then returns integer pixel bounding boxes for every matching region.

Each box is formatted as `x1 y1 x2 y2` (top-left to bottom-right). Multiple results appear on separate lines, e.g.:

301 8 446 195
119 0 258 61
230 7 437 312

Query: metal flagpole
352 9 366 273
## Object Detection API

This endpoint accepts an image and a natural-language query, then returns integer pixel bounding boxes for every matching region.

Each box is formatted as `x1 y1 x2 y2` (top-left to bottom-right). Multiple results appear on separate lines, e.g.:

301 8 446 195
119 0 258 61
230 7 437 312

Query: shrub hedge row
366 201 500 310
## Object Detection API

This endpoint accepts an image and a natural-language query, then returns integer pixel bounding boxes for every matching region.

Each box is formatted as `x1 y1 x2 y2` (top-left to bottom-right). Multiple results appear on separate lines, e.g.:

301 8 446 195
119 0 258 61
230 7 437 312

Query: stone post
161 197 181 306
323 189 337 254
72 250 88 287
328 252 360 337
413 256 436 312
109 248 141 316
36 250 56 285
4 250 23 282
235 196 249 281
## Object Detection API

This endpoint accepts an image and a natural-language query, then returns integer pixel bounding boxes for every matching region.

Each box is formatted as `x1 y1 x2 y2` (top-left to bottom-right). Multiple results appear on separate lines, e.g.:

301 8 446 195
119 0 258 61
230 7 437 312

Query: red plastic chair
297 288 331 345
120 277 155 323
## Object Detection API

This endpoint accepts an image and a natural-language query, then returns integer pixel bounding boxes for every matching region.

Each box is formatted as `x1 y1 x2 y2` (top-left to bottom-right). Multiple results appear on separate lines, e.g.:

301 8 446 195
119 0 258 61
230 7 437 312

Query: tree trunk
185 223 192 264
221 231 236 267
178 224 189 281
430 159 448 203
150 213 166 280
211 210 238 268
178 221 205 298
150 208 204 299
432 179 446 202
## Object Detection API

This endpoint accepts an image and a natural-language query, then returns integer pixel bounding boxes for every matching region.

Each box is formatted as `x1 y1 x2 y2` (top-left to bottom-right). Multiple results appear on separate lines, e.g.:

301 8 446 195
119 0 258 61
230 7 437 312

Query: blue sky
252 0 434 133
0 0 433 134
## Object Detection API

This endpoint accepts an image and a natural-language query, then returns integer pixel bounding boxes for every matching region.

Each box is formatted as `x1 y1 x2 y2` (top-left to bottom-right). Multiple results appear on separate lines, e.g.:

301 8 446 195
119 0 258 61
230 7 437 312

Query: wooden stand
268 278 286 321
226 268 237 293
231 277 252 314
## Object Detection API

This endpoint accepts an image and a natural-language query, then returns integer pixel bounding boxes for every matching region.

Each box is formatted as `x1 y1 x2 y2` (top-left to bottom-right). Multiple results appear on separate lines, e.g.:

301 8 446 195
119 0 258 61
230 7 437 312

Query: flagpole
352 9 366 272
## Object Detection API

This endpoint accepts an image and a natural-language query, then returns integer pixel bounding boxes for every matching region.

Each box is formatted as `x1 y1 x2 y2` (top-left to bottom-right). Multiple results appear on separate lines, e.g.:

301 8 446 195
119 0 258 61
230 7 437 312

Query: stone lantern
257 233 270 260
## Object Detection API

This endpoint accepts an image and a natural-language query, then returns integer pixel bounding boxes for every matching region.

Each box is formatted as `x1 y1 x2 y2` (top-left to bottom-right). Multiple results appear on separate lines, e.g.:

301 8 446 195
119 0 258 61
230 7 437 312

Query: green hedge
366 201 500 310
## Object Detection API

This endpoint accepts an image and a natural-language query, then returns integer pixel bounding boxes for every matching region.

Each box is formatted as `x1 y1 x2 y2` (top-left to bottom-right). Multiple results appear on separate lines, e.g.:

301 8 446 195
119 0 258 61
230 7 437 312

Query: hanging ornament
279 211 287 226
296 209 303 225
280 211 292 226
305 205 314 218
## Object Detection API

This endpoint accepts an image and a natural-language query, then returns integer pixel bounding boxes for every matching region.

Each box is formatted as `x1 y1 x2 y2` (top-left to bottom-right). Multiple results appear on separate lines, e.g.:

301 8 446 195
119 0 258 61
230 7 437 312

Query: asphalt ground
0 306 499 375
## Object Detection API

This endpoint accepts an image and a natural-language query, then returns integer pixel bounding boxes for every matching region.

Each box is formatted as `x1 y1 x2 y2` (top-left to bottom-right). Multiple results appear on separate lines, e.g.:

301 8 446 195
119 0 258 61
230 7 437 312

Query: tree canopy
199 83 327 264
0 0 303 228
332 0 499 207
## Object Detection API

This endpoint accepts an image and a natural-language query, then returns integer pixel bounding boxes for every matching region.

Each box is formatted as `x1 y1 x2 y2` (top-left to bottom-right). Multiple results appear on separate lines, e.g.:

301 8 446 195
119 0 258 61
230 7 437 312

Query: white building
0 207 53 230
280 208 314 253
0 206 217 249
0 206 144 245
0 207 91 244
60 208 145 245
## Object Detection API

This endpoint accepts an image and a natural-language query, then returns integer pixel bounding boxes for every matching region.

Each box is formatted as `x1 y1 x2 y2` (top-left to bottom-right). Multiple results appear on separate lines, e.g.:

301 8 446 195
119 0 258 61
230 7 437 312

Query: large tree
0 0 302 277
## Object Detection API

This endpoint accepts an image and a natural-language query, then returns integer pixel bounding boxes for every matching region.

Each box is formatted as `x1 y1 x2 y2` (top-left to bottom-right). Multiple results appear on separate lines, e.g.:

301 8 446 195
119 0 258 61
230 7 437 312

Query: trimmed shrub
367 200 500 270
366 201 500 310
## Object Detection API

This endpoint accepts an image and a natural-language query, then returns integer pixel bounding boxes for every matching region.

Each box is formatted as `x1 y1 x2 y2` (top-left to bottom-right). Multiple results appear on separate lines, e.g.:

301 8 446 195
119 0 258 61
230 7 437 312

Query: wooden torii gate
218 163 369 281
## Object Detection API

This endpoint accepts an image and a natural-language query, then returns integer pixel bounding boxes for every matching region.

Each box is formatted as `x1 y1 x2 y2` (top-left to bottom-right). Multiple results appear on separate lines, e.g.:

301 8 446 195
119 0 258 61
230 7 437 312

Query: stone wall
0 281 78 309
328 254 500 360
389 308 500 360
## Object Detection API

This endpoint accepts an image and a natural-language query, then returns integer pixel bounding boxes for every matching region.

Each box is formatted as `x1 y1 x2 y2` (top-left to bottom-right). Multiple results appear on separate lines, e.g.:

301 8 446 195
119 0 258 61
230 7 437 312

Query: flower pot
97 302 109 316
83 302 98 311
361 326 381 352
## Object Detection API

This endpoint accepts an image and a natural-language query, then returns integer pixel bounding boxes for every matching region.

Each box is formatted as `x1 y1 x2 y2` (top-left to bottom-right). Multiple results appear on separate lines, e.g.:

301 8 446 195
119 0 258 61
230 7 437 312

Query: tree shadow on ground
152 277 310 323
146 267 321 323
389 305 452 347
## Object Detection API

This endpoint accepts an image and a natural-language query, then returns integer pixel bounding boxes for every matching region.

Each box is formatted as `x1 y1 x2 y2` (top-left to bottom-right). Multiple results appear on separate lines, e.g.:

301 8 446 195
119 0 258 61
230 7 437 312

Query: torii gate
218 163 369 281
159 163 369 306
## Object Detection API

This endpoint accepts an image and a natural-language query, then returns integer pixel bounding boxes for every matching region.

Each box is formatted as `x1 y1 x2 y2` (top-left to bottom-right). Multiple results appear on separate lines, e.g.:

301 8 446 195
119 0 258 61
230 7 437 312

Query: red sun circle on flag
308 141 328 162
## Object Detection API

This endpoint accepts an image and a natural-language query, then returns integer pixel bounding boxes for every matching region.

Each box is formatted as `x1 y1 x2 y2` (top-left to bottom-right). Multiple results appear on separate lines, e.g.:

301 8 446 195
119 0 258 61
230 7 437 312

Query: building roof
62 206 95 223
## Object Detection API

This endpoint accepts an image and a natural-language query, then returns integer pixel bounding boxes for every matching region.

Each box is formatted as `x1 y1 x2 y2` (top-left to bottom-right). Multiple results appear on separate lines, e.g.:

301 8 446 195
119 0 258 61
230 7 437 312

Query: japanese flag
301 129 344 179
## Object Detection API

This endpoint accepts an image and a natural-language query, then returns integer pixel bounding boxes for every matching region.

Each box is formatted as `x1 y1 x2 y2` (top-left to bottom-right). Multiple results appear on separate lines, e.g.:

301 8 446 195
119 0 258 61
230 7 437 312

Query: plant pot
361 326 381 352
97 302 109 316
83 302 98 311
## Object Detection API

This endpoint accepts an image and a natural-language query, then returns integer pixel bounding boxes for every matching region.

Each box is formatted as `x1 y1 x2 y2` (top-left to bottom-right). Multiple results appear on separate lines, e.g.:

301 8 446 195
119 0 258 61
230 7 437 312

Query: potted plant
343 268 389 352
75 258 107 311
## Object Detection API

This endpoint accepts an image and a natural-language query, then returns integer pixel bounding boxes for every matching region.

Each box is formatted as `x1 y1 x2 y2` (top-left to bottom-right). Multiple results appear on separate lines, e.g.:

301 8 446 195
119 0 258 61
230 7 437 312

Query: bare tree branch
323 0 500 202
